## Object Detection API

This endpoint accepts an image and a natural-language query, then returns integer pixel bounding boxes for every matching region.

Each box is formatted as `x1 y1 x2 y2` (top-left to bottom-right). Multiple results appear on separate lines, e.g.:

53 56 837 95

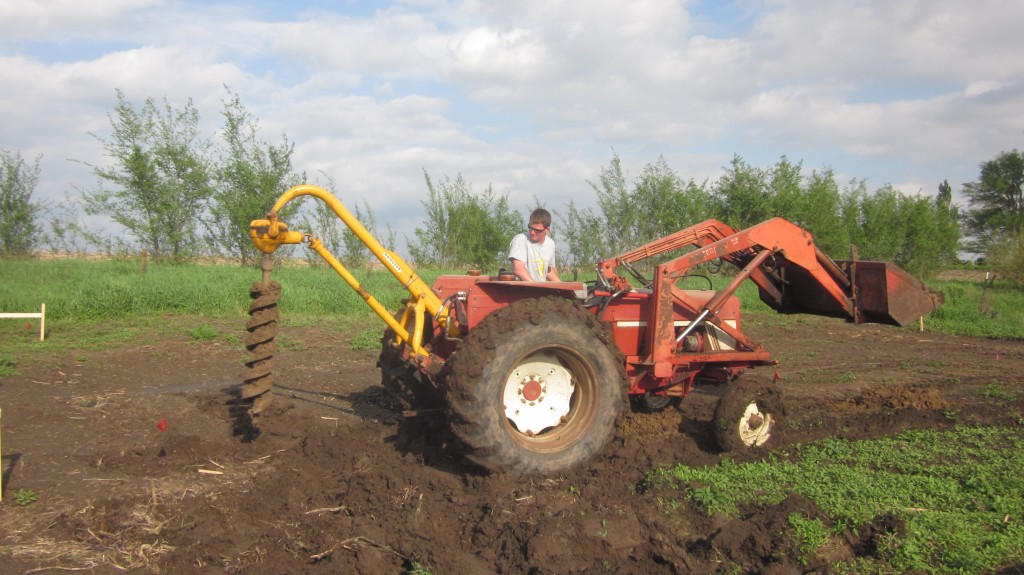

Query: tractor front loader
246 185 944 474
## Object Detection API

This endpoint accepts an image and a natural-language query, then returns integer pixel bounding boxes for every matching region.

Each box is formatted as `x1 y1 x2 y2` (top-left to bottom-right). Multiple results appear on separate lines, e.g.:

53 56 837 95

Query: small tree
340 199 385 264
44 194 89 254
838 182 960 276
631 156 713 243
838 179 867 253
582 153 713 264
558 200 605 272
767 156 804 220
842 184 897 262
796 168 849 256
896 193 955 276
933 180 962 266
82 90 214 259
207 88 300 266
713 155 773 229
0 150 43 254
988 234 1024 284
588 153 634 250
298 173 391 268
961 149 1024 257
409 171 521 270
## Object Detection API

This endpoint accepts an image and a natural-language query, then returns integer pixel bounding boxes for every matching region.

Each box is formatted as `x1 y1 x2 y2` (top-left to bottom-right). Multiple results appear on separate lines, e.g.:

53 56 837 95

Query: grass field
1 256 1021 337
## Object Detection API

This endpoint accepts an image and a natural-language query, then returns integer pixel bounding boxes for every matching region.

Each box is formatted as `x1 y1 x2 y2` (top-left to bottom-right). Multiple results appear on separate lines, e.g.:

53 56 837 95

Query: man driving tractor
508 208 561 282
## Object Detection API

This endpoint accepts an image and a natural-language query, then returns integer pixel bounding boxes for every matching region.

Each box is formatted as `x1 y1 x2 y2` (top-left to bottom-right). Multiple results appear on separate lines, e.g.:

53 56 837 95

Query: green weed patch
644 426 1024 573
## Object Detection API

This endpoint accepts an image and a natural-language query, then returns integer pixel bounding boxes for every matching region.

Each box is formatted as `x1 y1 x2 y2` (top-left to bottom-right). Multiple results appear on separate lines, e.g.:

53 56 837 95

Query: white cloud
2 0 1023 253
750 0 1024 83
0 0 165 40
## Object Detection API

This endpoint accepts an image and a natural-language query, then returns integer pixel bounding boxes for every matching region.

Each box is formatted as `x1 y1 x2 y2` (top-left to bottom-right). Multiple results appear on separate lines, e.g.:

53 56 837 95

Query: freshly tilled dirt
0 312 1022 574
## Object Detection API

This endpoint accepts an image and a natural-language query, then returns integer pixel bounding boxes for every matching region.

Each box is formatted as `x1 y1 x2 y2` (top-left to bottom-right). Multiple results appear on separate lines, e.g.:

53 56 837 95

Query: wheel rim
501 349 598 452
737 401 774 447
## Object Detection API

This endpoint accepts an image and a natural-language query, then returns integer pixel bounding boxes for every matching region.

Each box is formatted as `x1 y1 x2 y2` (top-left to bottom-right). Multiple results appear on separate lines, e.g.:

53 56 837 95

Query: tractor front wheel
713 377 785 452
447 297 627 474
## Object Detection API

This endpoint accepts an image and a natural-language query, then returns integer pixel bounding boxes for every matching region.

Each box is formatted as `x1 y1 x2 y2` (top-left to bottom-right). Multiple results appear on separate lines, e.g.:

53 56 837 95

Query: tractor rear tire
713 376 785 452
447 297 627 474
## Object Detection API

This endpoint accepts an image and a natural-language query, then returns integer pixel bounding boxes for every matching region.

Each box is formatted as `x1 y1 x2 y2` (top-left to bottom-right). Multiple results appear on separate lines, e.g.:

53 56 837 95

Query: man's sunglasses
527 225 547 233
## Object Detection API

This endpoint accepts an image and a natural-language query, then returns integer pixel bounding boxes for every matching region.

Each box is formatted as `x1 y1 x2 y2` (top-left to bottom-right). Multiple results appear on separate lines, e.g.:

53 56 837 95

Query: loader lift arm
599 217 942 326
598 217 944 380
600 218 852 315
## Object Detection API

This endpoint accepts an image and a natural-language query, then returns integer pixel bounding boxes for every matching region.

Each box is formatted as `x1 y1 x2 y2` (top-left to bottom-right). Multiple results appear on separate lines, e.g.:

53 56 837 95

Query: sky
2 0 1023 253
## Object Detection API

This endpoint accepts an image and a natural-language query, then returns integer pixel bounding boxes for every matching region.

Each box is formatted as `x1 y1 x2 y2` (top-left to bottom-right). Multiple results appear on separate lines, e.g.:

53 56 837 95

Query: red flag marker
773 371 782 382
26 322 32 330
156 418 167 433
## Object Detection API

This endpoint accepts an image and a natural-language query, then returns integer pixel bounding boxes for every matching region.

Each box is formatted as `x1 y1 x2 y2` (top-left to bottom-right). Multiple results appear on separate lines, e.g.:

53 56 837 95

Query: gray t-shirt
508 232 556 281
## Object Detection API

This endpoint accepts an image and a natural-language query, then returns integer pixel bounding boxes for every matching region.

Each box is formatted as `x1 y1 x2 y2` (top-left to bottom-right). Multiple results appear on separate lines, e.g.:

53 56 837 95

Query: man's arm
546 267 561 281
511 258 531 280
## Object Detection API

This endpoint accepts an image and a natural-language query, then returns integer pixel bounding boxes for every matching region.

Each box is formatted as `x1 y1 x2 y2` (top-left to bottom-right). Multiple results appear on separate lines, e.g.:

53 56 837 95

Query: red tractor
246 185 943 473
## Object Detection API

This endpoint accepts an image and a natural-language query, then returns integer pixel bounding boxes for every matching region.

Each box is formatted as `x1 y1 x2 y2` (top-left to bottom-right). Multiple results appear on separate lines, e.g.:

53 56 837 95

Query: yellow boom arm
248 185 447 358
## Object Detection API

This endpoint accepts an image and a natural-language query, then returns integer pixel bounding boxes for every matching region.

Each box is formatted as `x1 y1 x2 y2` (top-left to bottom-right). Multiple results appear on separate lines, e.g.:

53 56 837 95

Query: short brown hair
529 208 551 228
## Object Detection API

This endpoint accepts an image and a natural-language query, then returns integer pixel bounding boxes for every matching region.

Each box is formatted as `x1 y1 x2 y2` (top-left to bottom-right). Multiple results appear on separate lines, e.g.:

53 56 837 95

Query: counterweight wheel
713 376 785 452
631 393 681 413
446 297 627 474
242 280 281 415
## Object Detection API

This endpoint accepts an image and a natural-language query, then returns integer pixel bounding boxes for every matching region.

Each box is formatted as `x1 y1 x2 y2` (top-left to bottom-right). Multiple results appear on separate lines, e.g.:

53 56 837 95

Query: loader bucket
841 261 945 326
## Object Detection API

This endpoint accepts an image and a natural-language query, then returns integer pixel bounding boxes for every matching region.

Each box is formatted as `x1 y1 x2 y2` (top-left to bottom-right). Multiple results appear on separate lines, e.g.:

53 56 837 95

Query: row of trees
555 154 961 277
1 89 1022 281
95 88 309 266
5 88 307 265
405 153 961 278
